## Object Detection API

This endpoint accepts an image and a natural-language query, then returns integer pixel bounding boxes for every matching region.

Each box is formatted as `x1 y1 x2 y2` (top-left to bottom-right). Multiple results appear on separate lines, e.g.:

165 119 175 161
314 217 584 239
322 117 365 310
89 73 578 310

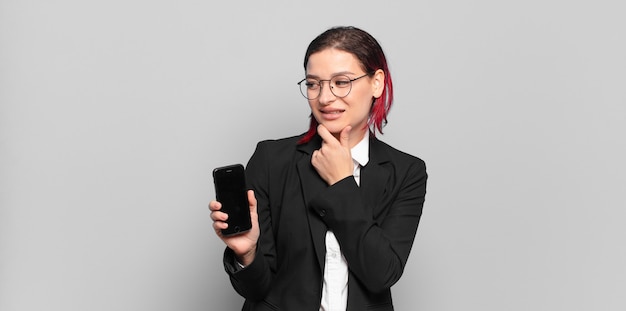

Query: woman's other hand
209 190 259 266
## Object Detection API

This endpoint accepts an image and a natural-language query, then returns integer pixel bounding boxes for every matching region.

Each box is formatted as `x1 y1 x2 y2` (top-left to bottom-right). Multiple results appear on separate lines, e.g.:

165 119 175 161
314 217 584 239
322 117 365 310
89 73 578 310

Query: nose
317 81 336 105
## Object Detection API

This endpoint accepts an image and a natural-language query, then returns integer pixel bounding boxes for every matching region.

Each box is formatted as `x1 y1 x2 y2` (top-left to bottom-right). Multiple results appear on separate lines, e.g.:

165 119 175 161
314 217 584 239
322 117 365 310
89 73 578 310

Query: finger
210 211 228 222
316 124 336 144
340 126 352 148
247 190 257 213
311 150 319 162
208 200 222 211
212 220 228 231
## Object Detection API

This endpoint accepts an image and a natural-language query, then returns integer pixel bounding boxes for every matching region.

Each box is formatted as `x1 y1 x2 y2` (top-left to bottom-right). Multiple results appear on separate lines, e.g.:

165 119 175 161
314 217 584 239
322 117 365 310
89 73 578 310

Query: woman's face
305 48 384 143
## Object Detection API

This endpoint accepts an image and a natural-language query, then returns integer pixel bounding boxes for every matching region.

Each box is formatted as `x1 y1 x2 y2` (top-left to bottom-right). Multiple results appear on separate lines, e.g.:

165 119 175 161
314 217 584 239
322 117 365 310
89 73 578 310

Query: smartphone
212 164 252 236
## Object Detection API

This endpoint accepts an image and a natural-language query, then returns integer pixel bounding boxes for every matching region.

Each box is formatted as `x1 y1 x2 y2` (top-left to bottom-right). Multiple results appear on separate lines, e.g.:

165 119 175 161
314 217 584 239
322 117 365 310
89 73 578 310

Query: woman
210 26 427 311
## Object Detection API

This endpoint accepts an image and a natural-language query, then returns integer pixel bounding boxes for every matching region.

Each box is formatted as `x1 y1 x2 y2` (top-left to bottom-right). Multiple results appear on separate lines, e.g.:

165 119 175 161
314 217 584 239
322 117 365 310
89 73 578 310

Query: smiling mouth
321 109 345 114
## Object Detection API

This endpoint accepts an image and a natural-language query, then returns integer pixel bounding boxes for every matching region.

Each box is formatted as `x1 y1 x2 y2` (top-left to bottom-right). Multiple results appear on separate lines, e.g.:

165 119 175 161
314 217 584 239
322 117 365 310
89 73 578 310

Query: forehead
305 48 362 76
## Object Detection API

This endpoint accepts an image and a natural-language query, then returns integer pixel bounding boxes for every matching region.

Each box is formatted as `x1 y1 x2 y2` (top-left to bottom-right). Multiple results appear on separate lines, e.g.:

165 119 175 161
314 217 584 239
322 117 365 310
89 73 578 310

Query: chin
319 122 346 134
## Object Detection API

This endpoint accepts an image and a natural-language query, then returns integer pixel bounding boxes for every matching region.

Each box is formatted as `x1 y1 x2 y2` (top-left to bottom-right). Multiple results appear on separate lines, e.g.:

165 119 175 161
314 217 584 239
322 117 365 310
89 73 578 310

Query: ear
371 69 385 99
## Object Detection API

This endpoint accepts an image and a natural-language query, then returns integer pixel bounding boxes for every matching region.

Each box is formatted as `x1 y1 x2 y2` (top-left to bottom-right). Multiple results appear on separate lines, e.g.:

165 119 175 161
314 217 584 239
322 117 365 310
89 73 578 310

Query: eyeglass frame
296 72 373 100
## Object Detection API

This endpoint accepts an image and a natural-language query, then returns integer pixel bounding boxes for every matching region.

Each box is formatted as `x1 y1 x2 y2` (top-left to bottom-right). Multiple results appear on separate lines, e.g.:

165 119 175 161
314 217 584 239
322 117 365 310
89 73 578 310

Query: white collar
351 131 369 167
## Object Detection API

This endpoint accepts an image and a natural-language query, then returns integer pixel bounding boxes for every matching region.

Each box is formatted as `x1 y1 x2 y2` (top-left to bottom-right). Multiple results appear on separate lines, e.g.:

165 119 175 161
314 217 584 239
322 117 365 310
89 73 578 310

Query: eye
305 80 319 90
333 77 351 88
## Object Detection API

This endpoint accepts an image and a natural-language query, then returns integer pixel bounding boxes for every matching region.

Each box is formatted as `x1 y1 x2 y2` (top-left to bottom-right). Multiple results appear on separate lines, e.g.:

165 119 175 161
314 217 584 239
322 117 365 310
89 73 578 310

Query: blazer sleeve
222 141 276 301
308 155 427 293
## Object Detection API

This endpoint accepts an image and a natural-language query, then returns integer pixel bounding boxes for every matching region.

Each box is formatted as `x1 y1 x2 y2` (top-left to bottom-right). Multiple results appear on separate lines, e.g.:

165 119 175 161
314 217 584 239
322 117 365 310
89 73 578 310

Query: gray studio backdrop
1 1 625 310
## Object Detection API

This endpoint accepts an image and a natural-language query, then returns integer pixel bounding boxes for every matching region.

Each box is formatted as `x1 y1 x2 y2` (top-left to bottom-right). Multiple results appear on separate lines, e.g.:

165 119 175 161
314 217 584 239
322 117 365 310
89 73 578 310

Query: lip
318 108 345 120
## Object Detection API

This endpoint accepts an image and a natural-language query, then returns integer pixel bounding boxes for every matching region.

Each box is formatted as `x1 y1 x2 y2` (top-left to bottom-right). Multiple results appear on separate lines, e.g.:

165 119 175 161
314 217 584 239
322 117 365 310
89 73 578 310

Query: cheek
352 85 374 103
350 91 374 111
346 99 373 123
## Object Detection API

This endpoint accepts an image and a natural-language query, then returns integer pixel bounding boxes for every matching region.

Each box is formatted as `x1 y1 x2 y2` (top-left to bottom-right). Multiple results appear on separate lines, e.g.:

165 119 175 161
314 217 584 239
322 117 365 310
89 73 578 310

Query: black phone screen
212 164 252 236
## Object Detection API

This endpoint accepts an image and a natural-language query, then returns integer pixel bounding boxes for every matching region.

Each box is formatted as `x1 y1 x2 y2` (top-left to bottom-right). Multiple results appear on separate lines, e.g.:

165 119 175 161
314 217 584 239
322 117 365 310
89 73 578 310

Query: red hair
298 26 394 144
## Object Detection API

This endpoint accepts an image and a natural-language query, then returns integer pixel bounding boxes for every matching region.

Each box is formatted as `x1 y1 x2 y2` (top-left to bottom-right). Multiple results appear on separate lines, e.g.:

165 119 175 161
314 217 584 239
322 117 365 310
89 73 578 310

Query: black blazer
223 134 427 311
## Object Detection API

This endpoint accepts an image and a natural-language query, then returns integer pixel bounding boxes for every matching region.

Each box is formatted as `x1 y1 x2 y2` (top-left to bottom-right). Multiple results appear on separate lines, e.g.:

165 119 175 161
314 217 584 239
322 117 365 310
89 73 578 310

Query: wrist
236 246 257 267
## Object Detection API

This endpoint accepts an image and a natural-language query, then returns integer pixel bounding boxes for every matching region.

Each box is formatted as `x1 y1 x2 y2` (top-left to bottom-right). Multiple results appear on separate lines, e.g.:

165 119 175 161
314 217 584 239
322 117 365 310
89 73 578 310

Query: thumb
340 126 352 148
247 190 257 213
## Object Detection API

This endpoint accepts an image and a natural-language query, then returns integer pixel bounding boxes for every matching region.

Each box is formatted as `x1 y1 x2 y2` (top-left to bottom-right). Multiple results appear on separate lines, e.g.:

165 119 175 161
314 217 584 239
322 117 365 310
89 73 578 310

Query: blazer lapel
360 137 392 219
295 136 393 272
296 136 328 272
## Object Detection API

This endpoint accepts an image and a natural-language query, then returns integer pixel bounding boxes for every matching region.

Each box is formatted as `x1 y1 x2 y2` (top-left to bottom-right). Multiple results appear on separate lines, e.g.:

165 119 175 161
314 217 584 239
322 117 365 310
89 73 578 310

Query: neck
339 127 368 149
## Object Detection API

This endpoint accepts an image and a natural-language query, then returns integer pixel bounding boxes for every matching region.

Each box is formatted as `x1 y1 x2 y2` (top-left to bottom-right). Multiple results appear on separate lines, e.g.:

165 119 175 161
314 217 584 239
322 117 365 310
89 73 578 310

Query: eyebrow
305 71 356 79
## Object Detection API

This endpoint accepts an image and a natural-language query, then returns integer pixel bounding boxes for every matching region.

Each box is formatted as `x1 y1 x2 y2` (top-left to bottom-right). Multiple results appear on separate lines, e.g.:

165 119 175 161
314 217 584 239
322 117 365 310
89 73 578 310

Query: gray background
1 0 625 310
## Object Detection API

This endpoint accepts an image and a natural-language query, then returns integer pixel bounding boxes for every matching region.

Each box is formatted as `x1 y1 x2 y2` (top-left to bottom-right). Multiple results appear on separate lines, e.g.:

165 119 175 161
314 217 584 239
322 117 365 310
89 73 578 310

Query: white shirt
320 132 369 311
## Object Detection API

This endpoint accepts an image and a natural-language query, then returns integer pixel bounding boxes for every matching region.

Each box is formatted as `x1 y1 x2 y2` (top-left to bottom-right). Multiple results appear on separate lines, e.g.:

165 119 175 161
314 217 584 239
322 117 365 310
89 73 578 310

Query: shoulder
371 138 428 194
371 138 426 169
255 134 302 151
245 134 307 185
247 134 307 168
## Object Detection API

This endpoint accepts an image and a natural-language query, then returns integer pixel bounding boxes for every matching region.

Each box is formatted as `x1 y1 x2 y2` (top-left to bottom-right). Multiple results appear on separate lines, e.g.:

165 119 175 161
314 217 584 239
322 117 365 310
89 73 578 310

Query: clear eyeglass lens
299 75 353 99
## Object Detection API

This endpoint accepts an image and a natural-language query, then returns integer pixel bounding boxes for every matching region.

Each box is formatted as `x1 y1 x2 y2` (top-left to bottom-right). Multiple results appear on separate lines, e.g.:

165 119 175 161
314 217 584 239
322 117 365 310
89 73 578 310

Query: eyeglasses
297 73 371 100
